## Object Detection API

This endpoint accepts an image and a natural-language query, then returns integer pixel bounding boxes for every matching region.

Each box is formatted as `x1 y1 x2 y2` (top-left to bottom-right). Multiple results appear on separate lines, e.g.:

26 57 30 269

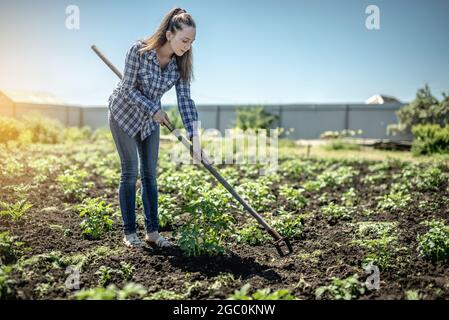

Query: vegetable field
1 129 449 300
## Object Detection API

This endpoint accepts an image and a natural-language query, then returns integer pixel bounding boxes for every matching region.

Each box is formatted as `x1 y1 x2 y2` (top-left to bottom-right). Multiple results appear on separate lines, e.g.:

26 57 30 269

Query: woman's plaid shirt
108 40 198 140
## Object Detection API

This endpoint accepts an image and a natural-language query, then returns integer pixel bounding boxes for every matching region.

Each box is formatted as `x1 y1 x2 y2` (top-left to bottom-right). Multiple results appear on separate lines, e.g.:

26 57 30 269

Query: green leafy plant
158 194 181 228
0 116 22 144
175 195 235 257
412 166 444 191
315 275 365 300
20 113 64 144
309 165 358 191
73 283 147 300
96 265 114 287
341 187 358 207
56 168 94 201
352 221 400 271
235 223 271 245
235 105 279 131
0 266 15 299
227 283 295 300
376 191 411 212
411 124 449 155
271 215 304 239
0 231 25 264
76 198 114 240
64 126 93 143
208 273 236 293
279 159 315 179
0 199 33 221
417 219 449 262
278 185 307 209
387 84 449 135
119 261 135 281
147 289 185 300
322 203 352 222
237 180 276 212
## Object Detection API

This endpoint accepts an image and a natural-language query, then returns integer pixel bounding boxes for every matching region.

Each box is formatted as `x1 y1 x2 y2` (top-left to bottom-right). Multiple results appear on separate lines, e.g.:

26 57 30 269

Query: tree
387 84 449 135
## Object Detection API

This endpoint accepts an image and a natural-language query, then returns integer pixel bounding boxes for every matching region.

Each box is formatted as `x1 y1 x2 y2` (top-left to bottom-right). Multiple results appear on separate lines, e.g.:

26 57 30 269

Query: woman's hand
153 109 171 127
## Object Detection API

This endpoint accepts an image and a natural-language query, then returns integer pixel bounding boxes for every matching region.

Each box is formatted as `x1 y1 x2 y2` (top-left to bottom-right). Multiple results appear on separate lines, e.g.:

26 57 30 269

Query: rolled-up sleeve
119 43 161 117
175 77 199 139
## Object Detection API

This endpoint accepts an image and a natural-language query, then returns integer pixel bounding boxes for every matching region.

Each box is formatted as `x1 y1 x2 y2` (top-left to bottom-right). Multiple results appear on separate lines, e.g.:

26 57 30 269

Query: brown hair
138 7 196 83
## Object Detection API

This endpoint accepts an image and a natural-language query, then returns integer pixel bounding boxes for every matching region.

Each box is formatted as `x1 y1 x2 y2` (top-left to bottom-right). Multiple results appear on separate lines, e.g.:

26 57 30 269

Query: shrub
411 124 449 155
76 198 114 240
235 105 279 131
21 113 64 144
417 220 449 262
387 84 449 135
0 116 22 144
64 126 93 143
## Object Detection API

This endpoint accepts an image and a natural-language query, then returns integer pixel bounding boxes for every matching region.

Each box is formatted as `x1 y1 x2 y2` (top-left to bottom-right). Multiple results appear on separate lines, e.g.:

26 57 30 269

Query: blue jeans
109 115 160 235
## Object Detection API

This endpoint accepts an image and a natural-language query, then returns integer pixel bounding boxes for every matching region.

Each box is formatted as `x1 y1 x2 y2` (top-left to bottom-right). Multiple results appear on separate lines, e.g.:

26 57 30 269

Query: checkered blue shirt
108 40 199 140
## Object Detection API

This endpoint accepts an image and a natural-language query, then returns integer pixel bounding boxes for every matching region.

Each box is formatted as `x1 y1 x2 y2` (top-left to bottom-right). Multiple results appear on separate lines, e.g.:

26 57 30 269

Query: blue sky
0 0 448 106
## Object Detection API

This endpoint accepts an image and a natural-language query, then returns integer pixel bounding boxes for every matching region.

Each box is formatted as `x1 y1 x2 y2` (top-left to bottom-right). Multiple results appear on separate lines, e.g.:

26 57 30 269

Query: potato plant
0 199 33 221
235 223 271 245
278 185 307 210
417 219 449 262
315 275 366 300
56 168 94 201
352 221 400 271
321 203 353 223
0 231 25 264
75 198 114 240
228 283 295 300
175 194 235 257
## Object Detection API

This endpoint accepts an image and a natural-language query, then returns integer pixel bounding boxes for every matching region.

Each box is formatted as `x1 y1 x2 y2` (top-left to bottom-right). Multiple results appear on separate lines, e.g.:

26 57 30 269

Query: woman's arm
118 42 161 117
175 77 199 139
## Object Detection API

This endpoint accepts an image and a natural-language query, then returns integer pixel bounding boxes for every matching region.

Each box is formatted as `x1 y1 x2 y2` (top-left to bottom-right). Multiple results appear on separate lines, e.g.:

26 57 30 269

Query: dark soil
1 143 448 300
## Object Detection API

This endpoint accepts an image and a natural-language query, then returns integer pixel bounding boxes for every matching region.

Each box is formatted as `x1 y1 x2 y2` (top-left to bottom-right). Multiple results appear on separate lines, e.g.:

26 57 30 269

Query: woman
108 7 198 248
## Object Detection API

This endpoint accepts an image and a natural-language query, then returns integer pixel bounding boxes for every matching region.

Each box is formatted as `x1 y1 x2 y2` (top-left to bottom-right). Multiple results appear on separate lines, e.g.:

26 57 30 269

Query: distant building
365 94 401 104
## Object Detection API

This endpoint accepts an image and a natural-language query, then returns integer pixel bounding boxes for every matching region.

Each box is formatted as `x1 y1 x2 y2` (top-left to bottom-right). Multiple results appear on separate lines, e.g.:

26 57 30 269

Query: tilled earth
1 142 448 300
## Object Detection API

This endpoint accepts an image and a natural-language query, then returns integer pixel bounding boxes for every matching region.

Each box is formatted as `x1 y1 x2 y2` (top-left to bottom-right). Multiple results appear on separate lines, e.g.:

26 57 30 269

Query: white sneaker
145 231 173 248
123 233 142 248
